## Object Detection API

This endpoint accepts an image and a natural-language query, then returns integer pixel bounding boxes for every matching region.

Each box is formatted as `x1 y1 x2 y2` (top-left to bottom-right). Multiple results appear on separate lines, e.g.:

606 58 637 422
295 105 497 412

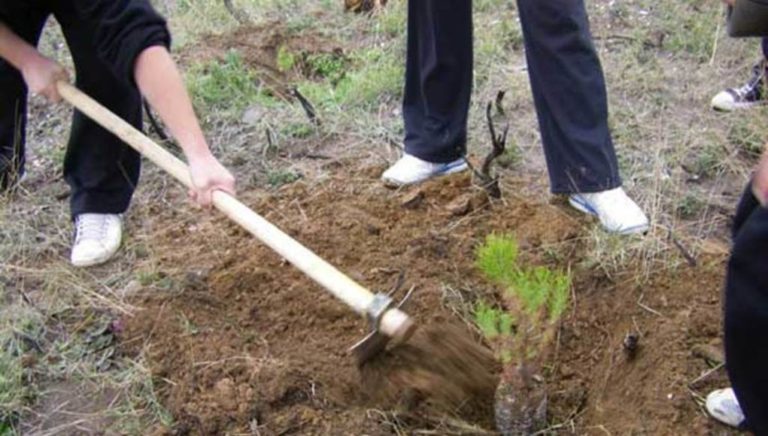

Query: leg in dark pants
725 184 768 433
53 3 142 218
403 0 472 163
0 4 49 190
516 0 621 194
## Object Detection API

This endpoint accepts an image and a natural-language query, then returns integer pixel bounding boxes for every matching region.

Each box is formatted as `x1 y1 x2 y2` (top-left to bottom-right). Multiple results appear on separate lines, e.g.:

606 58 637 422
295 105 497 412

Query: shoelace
74 216 109 245
733 64 766 99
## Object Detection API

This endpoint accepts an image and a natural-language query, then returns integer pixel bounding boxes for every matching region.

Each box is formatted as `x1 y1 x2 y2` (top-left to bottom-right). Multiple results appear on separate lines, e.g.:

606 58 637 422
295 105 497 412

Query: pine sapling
473 233 571 435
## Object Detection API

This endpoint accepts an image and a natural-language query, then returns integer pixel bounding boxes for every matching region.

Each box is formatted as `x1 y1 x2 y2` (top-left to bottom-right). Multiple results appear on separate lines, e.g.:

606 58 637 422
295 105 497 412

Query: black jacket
0 0 171 85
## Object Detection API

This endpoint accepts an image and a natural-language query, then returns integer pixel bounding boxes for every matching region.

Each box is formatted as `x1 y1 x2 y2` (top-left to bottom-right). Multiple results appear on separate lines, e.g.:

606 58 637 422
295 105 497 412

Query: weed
178 313 200 336
276 45 297 72
186 50 264 114
495 142 522 169
690 142 727 178
0 337 26 430
375 0 407 37
266 169 301 187
677 194 706 219
657 1 722 62
297 46 403 110
281 122 315 139
136 270 175 291
728 114 766 160
306 52 348 84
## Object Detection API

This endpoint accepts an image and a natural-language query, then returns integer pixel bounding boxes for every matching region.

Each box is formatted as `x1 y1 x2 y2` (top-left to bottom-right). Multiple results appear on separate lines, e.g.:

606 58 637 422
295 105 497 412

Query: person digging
0 0 235 267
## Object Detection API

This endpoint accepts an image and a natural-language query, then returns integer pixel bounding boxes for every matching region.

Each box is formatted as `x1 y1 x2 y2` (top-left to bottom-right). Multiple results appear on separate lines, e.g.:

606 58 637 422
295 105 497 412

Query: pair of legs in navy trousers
385 0 648 234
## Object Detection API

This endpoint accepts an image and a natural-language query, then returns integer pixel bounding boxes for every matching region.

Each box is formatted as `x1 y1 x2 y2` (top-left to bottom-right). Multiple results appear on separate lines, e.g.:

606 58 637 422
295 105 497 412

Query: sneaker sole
568 196 650 235
382 161 469 188
712 100 766 112
71 247 120 268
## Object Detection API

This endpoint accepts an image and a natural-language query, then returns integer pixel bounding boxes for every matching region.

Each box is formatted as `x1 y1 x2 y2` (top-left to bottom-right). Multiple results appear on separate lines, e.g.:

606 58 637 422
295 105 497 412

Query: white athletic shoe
711 62 766 112
569 187 649 235
706 388 746 429
381 154 468 187
70 213 122 267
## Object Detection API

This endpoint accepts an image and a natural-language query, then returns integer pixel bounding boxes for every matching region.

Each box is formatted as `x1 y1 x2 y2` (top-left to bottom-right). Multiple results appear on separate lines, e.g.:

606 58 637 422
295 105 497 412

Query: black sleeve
74 0 171 85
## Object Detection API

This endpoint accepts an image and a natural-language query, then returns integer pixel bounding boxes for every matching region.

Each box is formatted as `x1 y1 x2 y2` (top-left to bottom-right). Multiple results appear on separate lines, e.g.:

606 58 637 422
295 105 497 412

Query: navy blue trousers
725 184 768 434
403 0 622 194
0 1 142 217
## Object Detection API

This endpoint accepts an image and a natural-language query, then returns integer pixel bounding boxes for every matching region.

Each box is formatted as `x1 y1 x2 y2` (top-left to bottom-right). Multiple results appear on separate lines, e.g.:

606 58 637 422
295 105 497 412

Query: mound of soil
121 166 732 435
179 23 347 99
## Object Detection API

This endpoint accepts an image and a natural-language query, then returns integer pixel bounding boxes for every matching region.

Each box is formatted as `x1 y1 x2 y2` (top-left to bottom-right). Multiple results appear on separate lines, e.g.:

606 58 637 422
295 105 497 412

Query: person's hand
21 55 68 102
187 152 236 208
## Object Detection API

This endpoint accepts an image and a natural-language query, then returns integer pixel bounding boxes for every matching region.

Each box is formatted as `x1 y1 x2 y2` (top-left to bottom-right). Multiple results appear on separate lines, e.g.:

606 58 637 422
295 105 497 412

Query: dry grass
0 0 762 433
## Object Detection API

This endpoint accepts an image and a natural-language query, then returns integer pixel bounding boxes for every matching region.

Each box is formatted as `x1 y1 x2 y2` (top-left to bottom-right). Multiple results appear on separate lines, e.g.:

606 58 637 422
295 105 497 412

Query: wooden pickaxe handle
56 81 414 342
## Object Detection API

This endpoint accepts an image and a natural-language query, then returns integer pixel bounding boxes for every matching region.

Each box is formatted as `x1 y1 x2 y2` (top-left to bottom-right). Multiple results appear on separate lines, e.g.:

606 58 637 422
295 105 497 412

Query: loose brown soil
121 166 734 435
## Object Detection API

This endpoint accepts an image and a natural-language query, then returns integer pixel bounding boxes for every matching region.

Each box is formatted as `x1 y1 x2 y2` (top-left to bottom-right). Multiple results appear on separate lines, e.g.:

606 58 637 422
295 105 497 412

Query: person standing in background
381 0 649 235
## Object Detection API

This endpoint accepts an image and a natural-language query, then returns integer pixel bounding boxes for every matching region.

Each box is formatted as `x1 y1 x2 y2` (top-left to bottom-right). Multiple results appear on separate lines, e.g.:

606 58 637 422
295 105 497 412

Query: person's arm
0 22 68 101
134 45 235 207
752 151 768 205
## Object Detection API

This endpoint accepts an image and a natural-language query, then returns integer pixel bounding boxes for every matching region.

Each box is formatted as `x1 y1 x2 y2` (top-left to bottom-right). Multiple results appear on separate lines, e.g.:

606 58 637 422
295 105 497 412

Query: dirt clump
360 323 499 421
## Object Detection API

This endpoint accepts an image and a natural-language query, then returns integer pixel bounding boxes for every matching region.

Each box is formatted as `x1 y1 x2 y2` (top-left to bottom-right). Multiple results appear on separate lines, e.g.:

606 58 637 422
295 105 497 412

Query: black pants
0 1 141 217
403 0 621 194
725 184 768 434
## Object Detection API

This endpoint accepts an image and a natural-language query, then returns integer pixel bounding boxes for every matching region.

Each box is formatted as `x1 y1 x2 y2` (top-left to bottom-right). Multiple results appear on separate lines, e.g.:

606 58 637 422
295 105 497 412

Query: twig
637 295 664 318
481 99 508 178
710 19 721 66
494 90 506 116
689 362 725 387
264 127 275 158
468 93 508 199
143 99 170 143
12 329 44 353
291 87 321 126
222 0 250 25
669 231 697 267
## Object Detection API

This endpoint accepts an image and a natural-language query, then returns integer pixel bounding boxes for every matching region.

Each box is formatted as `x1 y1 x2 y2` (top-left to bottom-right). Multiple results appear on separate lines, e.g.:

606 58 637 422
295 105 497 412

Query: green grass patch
297 46 403 110
186 50 272 115
267 169 301 187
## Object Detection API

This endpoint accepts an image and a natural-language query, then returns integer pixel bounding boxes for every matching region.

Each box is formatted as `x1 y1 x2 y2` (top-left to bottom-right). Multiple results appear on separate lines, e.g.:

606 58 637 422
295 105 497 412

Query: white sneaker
711 62 766 112
381 153 468 187
70 213 122 267
569 187 649 235
706 388 746 429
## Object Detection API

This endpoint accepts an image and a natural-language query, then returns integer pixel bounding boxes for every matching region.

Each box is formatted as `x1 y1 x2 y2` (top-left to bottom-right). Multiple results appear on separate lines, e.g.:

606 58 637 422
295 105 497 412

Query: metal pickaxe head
350 286 416 366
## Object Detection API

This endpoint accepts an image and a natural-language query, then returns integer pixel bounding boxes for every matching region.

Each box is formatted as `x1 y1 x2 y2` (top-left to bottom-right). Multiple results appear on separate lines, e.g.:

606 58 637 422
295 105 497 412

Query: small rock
446 195 472 216
21 353 38 368
215 378 235 397
470 190 490 209
120 280 143 298
692 343 725 365
183 269 211 291
400 189 425 209
623 333 640 357
242 105 265 125
559 364 576 379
